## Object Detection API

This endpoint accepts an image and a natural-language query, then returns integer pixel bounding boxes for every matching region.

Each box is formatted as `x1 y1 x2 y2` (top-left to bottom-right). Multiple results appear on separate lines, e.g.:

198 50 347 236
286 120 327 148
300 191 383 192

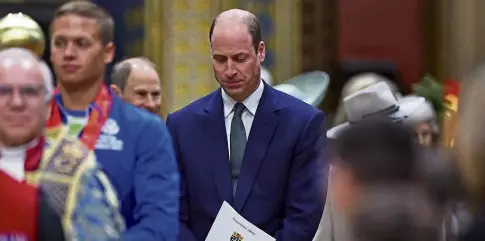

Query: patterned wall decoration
162 0 219 111
238 0 276 74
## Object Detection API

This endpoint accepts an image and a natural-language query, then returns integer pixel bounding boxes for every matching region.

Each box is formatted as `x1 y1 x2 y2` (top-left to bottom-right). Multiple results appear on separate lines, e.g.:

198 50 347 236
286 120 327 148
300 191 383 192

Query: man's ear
110 84 122 96
257 41 266 63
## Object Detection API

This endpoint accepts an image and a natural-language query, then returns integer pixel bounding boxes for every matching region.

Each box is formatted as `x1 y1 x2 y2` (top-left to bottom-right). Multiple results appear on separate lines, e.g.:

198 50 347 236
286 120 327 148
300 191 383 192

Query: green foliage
412 74 444 115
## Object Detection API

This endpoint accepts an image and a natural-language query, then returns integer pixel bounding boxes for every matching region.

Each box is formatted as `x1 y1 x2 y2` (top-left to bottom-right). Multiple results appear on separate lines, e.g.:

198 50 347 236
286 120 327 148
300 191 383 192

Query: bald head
0 48 38 61
209 9 262 52
217 9 257 22
111 57 157 90
0 48 53 100
110 57 161 114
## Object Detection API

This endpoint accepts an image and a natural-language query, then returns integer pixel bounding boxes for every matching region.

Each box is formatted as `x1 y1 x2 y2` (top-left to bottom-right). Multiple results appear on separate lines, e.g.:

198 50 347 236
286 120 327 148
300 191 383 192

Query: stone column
274 0 302 84
145 0 221 113
439 0 485 80
144 0 165 114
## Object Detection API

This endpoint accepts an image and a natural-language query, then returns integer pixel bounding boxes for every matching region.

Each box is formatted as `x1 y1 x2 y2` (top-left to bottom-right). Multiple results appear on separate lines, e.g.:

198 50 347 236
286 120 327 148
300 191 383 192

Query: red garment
0 170 38 241
24 137 45 172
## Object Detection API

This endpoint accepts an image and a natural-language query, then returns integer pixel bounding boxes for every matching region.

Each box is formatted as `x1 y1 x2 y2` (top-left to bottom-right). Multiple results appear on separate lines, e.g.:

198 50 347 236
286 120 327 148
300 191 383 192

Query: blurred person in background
0 47 124 240
454 65 485 241
315 83 457 241
0 170 65 241
332 73 402 127
315 82 412 241
110 57 162 114
351 184 441 241
331 120 420 222
400 95 439 147
315 118 422 241
48 1 179 240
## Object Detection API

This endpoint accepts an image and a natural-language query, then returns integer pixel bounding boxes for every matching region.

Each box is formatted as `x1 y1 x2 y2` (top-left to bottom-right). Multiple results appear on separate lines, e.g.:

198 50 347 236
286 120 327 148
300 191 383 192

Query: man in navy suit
166 9 327 241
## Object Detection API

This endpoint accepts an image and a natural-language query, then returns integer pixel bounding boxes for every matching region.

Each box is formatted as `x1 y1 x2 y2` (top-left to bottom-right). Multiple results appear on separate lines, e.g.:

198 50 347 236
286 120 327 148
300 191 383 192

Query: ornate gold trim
144 0 165 117
274 0 301 83
63 151 96 236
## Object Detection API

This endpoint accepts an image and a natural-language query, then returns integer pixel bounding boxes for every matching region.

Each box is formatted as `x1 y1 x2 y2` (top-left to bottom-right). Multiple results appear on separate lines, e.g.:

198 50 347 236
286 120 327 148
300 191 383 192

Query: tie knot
233 103 246 117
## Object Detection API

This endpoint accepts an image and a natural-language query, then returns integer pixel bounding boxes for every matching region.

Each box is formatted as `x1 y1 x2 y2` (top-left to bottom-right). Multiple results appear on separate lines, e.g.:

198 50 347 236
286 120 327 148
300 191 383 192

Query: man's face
50 14 114 87
211 23 265 102
0 62 47 146
121 66 161 114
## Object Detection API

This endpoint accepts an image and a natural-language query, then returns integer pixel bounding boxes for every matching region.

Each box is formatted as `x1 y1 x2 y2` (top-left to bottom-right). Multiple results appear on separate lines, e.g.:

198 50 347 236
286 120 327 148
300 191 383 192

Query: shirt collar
222 79 264 118
53 90 107 112
0 138 39 181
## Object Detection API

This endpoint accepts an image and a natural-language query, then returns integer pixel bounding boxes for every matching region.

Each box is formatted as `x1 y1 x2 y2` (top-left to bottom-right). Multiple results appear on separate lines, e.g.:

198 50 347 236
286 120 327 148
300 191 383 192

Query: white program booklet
205 201 276 241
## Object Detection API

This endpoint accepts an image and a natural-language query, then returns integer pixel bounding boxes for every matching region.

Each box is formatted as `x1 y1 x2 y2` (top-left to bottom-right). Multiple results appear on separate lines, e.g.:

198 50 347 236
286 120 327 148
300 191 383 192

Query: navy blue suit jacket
166 83 327 241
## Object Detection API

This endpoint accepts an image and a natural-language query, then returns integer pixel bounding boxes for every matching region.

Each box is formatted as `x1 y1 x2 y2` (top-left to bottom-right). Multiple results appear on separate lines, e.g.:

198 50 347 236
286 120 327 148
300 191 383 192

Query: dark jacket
38 190 65 241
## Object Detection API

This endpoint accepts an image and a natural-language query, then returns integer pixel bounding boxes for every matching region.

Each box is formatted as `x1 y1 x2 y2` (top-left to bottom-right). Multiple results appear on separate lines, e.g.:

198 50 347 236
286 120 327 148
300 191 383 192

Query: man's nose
10 91 25 108
224 61 237 78
144 96 158 108
63 43 77 59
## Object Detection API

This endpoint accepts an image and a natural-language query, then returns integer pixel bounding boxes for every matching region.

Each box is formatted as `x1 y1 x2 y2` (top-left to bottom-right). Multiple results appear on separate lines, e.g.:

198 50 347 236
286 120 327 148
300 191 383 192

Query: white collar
222 79 264 118
0 138 39 181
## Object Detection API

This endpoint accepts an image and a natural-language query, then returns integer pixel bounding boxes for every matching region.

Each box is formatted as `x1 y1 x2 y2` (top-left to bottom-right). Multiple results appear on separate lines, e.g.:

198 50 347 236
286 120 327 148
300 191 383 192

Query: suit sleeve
275 111 328 241
121 117 180 241
38 190 66 241
166 114 199 241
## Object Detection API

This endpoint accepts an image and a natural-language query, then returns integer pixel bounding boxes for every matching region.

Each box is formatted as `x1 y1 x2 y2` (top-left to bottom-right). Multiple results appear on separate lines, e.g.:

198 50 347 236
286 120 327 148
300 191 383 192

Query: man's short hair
333 120 419 184
0 48 53 101
111 57 156 90
39 61 54 101
51 1 114 45
208 12 262 52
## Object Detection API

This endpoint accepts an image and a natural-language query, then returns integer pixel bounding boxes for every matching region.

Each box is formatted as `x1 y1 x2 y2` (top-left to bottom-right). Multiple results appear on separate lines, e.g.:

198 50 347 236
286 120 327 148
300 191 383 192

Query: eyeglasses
0 84 45 104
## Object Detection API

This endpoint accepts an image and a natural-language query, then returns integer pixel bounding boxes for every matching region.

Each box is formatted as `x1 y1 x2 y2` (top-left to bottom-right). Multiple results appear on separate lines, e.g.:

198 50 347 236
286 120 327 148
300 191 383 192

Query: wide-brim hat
399 95 439 133
399 95 435 124
327 82 410 138
273 71 330 107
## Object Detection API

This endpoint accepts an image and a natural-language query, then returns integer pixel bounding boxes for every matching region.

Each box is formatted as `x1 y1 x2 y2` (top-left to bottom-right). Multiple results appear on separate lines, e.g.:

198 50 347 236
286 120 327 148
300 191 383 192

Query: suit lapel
204 90 233 204
234 85 281 211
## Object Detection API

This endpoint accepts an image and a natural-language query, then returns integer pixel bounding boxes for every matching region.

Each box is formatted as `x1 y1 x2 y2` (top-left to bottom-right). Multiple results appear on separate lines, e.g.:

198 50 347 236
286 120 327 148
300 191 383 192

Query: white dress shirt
222 80 264 156
0 139 39 181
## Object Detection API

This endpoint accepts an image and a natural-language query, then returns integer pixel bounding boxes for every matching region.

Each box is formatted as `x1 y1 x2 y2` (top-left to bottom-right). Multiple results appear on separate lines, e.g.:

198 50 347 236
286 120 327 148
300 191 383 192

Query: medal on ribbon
46 86 113 150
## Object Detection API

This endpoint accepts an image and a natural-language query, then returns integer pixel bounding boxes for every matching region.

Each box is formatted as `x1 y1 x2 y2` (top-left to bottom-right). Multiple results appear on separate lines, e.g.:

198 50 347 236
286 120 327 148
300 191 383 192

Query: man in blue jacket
167 9 327 241
47 1 180 240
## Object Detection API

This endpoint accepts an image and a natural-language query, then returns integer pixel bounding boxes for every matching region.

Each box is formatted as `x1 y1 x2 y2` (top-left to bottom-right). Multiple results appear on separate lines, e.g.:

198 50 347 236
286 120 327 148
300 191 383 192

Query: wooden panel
300 0 339 111
337 0 424 89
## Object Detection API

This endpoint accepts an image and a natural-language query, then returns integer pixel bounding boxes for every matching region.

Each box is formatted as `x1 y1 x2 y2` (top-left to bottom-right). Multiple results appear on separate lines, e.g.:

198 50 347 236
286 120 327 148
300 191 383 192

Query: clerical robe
0 170 65 241
0 133 125 241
